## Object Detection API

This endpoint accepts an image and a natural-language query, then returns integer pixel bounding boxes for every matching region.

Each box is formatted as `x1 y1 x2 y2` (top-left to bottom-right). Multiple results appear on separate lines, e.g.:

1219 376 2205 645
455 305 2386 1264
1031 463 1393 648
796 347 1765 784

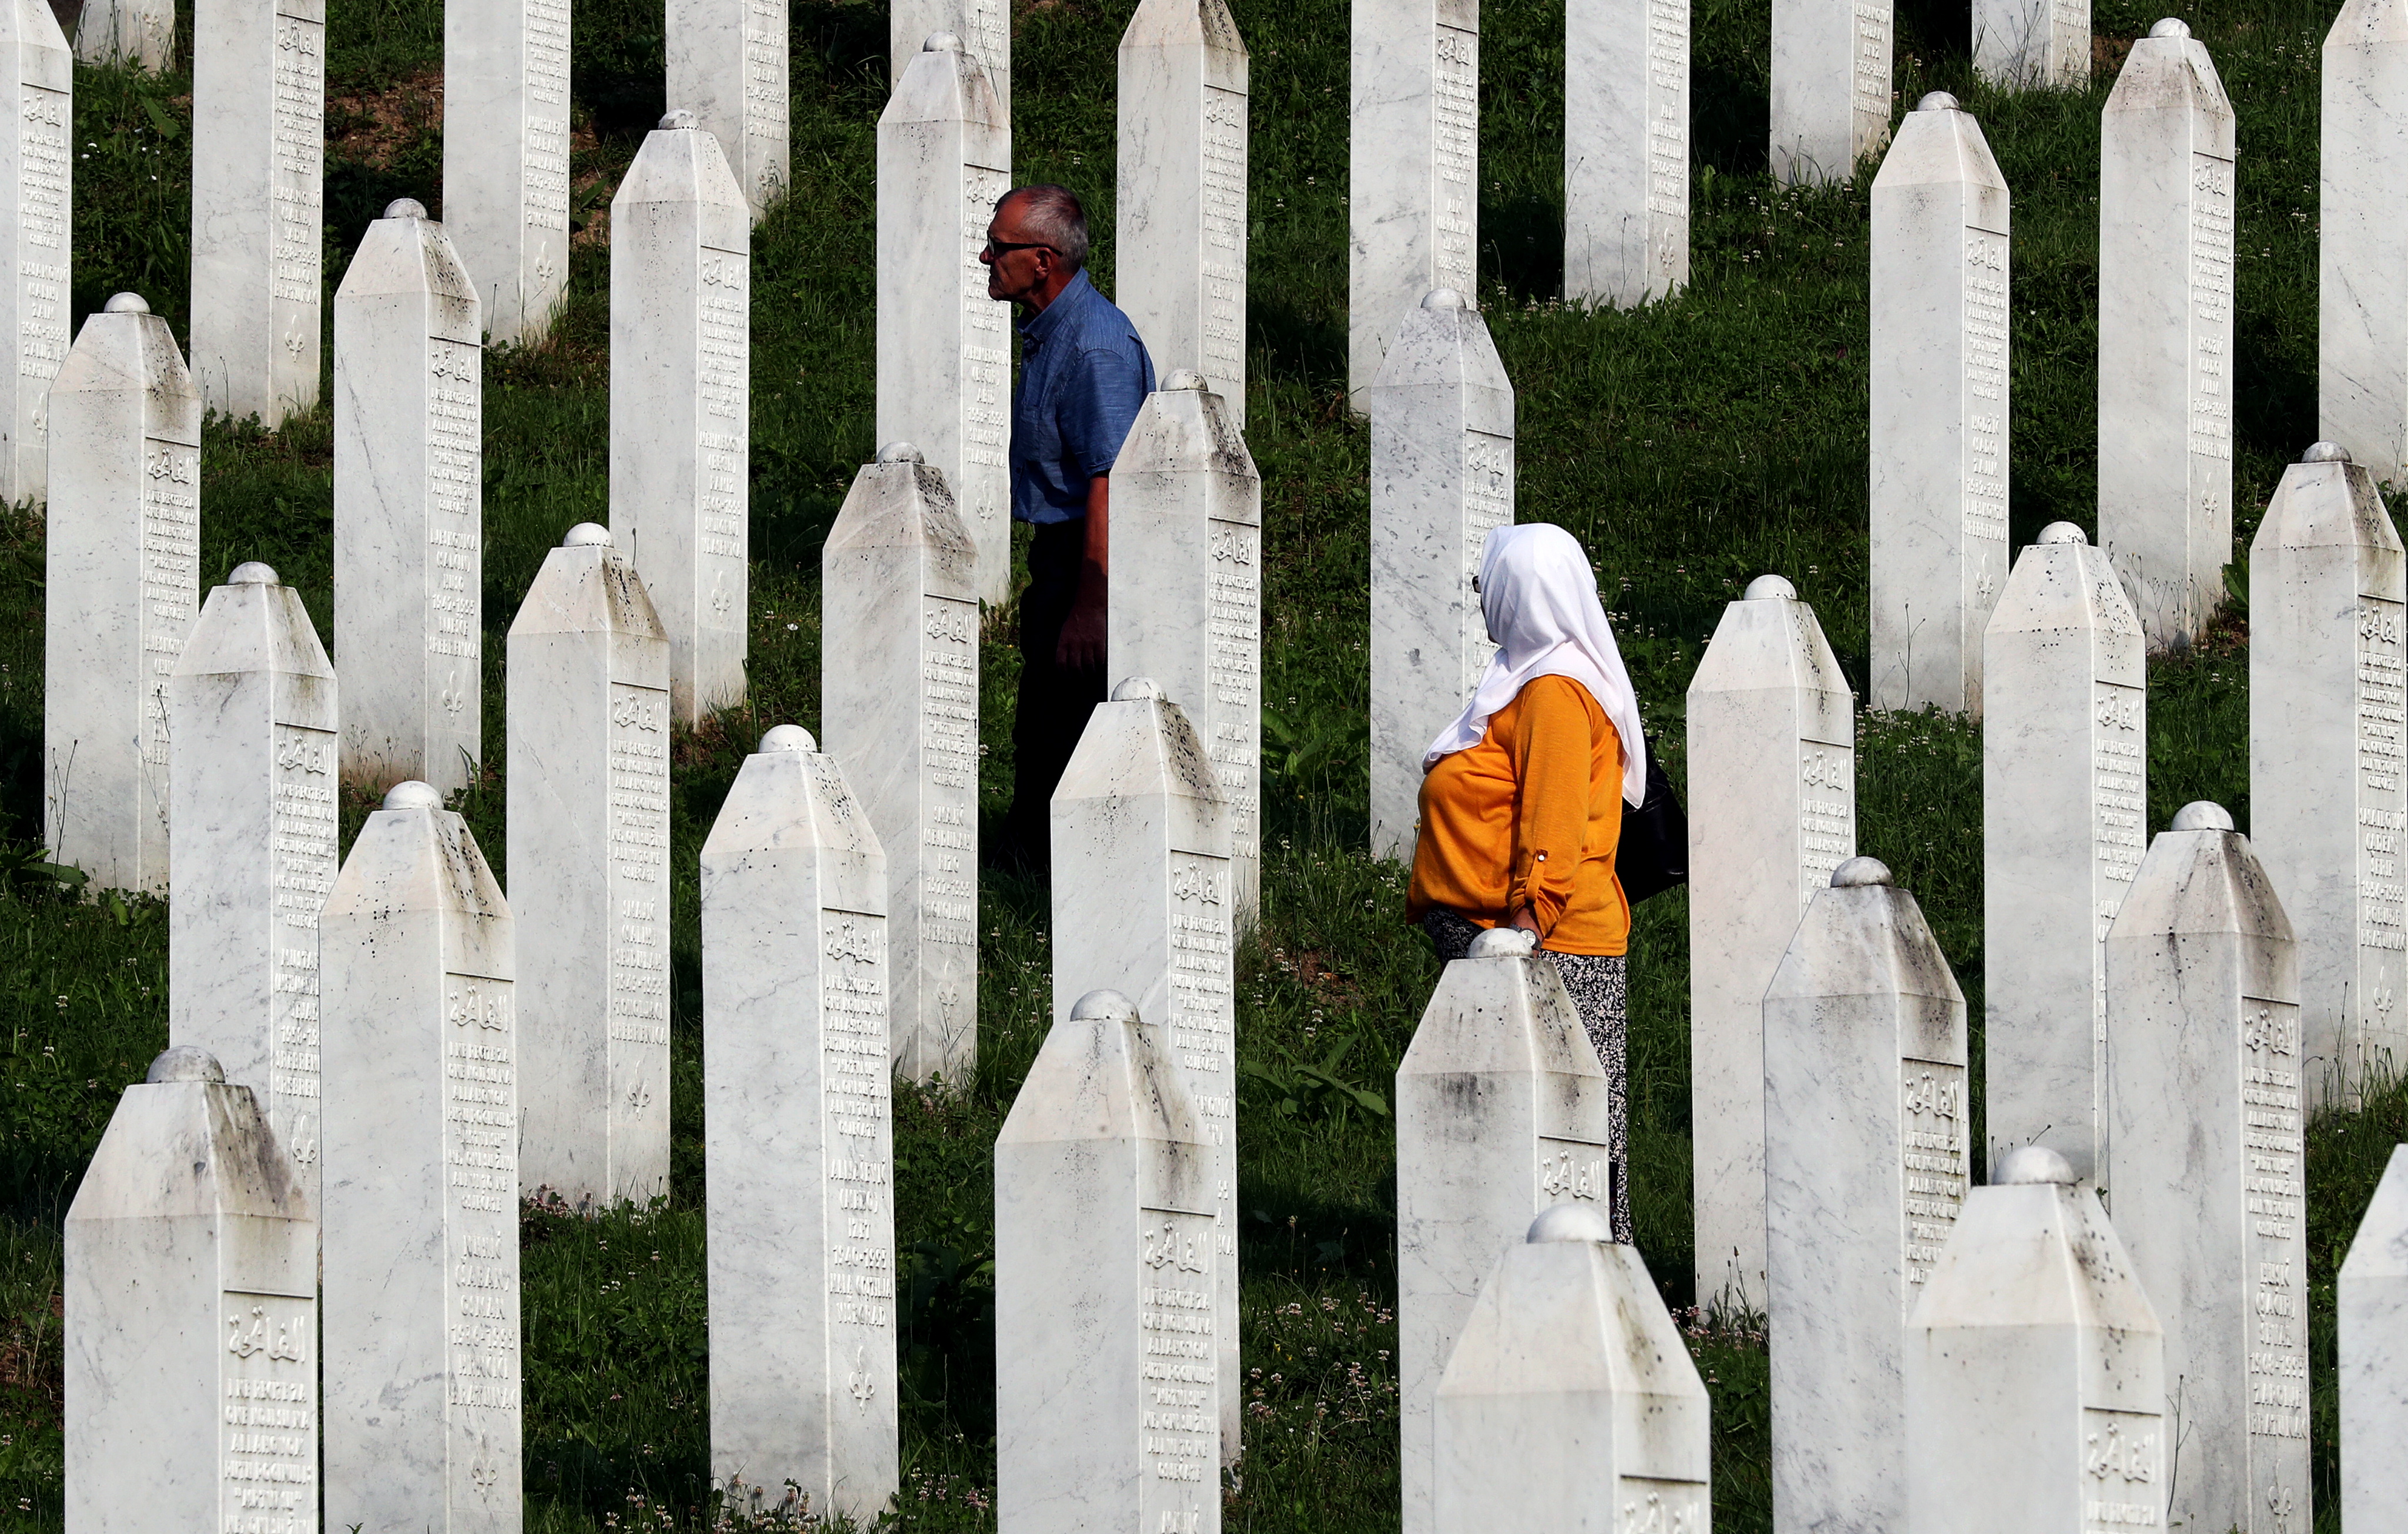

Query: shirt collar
1016 268 1096 346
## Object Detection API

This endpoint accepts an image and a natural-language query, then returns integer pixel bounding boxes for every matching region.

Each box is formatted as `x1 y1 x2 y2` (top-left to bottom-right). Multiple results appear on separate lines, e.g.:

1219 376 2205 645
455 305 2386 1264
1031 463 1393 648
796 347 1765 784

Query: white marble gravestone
2250 443 2408 1108
190 0 321 426
877 35 1012 604
1110 373 1262 919
701 726 897 1521
1366 290 1513 862
2099 19 2236 651
1397 928 1615 1534
73 0 171 69
891 0 1009 112
0 0 69 507
2105 802 2309 1534
43 293 199 895
1771 0 1891 183
822 445 981 1084
610 112 751 727
1118 0 1248 425
995 989 1220 1534
1686 574 1855 1306
2340 1144 2408 1529
669 0 791 218
1765 856 1970 1534
443 0 571 345
65 1047 318 1534
1982 524 2145 1182
333 201 482 796
1974 0 2088 89
1903 1145 2167 1534
169 562 337 1214
1564 0 1688 306
322 781 519 1534
1051 678 1236 1455
1870 93 2011 715
1348 0 1479 399
510 524 673 1211
2322 0 2408 487
1432 1205 1711 1533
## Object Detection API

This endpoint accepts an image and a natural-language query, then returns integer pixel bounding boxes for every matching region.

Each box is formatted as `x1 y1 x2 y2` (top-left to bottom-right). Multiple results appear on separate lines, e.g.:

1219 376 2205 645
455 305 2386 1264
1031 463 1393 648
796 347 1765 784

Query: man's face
980 197 1054 305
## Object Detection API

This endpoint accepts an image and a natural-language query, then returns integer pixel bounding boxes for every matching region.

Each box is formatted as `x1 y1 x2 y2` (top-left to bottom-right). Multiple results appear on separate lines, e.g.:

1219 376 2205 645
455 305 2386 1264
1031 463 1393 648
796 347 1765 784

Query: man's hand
1057 586 1106 670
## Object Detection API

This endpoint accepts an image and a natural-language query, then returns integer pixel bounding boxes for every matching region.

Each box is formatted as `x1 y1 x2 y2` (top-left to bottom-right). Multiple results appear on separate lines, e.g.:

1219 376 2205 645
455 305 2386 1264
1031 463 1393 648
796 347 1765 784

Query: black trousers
1006 518 1106 864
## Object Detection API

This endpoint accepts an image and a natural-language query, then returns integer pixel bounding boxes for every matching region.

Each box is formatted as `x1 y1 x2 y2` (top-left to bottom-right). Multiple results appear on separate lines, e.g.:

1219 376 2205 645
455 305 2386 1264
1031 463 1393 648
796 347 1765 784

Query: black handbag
1615 735 1688 904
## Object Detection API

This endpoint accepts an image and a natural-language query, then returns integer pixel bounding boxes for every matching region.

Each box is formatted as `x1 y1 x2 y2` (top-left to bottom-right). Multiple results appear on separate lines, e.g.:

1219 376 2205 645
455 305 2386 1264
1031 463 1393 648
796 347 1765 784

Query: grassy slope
0 0 2399 1529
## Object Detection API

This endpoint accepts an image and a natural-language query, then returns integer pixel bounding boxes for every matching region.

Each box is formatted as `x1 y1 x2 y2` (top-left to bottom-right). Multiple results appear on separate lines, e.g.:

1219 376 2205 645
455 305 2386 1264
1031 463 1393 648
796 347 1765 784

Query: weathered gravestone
1349 0 1479 399
510 524 672 1211
1051 677 1236 1456
1983 524 2145 1182
1870 93 2012 715
668 0 790 218
190 0 320 426
333 200 482 796
322 781 519 1534
65 1047 318 1534
1564 0 1688 306
72 0 170 69
877 35 1011 604
1366 290 1513 863
0 0 69 506
1974 0 2089 89
1765 856 1970 1534
1117 0 1248 425
1432 1205 1710 1534
169 562 337 1214
2322 0 2408 487
701 726 897 1521
1904 1145 2167 1534
2250 443 2408 1107
2099 18 2236 651
443 0 571 345
611 112 751 728
1397 927 1614 1534
2339 1144 2408 1529
891 0 1009 112
1110 372 1262 919
2105 801 2309 1534
822 445 980 1085
996 989 1220 1534
1771 0 1890 183
42 292 198 895
1687 573 1855 1306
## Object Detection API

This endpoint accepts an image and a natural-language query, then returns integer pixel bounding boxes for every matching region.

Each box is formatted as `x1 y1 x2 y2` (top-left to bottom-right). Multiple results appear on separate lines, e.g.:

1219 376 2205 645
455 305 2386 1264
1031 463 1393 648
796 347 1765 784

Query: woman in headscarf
1406 522 1648 1242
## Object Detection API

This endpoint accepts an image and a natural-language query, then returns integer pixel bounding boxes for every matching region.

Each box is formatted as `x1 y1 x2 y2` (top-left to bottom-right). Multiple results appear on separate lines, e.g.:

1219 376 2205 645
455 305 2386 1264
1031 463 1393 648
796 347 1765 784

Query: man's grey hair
999 184 1090 271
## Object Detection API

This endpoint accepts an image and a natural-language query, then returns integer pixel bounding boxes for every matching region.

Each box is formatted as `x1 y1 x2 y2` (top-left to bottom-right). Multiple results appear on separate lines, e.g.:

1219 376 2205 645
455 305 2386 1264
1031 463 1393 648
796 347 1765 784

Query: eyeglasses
984 236 1057 259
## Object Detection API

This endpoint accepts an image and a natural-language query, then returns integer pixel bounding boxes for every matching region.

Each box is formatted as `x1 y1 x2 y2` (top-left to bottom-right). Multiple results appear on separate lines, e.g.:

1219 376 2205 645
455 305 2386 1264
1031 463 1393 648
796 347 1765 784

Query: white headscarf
1423 523 1650 806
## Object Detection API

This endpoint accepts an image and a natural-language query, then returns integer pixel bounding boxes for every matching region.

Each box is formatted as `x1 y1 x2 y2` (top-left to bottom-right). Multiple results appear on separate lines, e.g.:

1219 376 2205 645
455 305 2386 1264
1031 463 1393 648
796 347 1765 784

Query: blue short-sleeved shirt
1011 270 1156 525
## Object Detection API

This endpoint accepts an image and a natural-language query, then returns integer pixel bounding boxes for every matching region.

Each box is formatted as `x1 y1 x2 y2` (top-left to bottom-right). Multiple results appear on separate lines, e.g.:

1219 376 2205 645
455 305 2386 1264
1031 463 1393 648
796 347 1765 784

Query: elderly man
984 183 1156 873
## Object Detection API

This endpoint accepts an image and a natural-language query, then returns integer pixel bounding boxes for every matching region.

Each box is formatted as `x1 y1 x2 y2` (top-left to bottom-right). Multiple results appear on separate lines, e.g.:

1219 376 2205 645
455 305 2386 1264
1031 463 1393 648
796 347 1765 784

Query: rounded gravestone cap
1997 1145 2077 1185
228 561 279 585
146 1045 225 1084
1832 855 1892 888
1527 1204 1616 1244
877 442 925 464
1070 988 1139 1023
2303 441 2352 464
1744 574 1797 601
2037 522 2088 545
760 724 817 754
2149 16 2192 36
1917 91 1961 111
924 31 962 51
384 198 428 220
2171 800 2234 832
1467 926 1538 958
383 780 442 811
563 523 613 547
661 109 698 131
1163 369 1209 391
103 292 149 314
1422 288 1469 312
1111 677 1163 701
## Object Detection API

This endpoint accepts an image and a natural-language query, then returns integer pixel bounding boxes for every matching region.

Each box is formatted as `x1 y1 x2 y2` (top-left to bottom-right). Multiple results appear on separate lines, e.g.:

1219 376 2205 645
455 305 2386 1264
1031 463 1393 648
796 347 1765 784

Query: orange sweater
1406 676 1629 956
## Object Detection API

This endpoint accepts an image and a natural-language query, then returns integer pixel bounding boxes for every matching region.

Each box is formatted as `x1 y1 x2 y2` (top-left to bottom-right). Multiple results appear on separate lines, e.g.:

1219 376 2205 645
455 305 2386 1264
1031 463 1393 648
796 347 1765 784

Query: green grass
0 0 2400 1529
